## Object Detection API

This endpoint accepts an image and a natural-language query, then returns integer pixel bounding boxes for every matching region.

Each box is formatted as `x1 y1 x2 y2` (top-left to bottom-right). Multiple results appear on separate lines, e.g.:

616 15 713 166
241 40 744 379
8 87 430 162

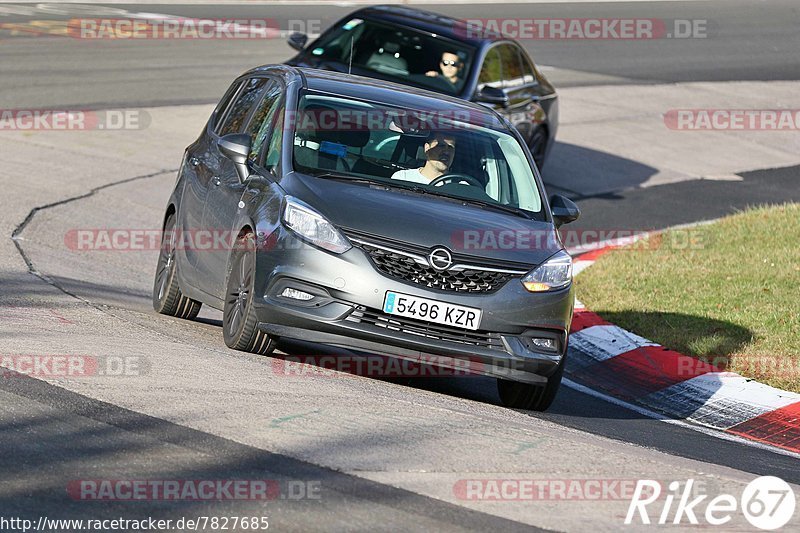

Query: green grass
576 203 800 392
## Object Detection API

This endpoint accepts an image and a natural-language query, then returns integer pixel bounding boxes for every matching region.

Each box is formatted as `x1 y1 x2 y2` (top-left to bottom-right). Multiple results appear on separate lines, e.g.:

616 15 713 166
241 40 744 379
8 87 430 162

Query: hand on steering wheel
429 173 483 188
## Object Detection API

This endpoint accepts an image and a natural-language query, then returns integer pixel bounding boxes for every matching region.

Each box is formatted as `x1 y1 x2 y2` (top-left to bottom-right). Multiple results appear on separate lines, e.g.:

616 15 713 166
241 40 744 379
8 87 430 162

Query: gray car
153 65 580 411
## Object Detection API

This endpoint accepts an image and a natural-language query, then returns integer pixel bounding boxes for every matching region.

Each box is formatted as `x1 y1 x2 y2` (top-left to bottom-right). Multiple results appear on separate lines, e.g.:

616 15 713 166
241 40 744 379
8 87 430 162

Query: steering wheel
429 173 483 188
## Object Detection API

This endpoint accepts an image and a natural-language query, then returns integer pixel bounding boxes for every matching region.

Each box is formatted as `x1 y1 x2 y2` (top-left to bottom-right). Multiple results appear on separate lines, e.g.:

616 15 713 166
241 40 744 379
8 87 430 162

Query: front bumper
252 229 574 384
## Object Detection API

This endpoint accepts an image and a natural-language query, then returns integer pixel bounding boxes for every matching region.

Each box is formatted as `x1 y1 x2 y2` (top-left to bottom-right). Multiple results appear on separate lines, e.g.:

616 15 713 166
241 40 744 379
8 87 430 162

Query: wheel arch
529 122 551 168
162 203 176 230
224 222 257 279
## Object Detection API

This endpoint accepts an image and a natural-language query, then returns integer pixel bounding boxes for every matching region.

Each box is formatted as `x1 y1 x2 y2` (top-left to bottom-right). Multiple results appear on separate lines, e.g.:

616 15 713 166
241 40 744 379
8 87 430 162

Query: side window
518 48 537 84
478 48 503 89
212 81 242 132
263 107 284 171
244 80 283 161
218 78 269 136
498 44 524 88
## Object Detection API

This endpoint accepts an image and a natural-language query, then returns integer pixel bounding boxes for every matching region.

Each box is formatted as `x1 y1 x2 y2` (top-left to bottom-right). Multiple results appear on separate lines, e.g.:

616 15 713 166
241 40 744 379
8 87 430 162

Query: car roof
347 5 505 47
245 65 509 132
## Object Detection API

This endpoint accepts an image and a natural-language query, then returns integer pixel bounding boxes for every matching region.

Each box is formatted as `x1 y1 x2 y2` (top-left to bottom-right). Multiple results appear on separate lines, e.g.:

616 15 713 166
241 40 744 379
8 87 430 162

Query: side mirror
474 86 509 107
218 133 251 182
550 194 580 227
288 32 308 51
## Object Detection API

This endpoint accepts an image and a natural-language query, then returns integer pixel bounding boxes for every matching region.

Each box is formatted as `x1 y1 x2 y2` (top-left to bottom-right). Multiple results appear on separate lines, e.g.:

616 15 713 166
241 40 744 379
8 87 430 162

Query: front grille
346 307 504 349
344 230 530 294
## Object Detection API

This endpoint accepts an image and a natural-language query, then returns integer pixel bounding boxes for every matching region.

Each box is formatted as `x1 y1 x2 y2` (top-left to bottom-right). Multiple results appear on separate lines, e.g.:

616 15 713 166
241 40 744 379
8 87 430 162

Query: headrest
298 103 370 148
382 42 400 54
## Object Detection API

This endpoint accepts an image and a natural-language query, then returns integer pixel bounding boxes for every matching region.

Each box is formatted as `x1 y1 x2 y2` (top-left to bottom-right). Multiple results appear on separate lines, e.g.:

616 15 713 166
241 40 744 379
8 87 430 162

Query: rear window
212 81 241 131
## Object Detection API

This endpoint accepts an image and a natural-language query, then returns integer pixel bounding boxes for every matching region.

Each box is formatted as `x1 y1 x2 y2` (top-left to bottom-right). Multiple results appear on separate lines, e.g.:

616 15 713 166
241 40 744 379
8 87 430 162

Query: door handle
212 176 221 186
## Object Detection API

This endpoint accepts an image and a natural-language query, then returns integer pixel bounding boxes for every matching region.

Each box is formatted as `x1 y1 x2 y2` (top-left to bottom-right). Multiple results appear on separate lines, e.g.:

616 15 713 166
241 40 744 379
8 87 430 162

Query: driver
391 132 456 184
425 51 463 89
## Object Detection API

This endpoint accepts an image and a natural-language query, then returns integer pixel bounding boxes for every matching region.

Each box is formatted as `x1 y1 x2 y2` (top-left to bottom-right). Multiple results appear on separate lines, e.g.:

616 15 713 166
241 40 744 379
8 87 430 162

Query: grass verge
576 203 800 393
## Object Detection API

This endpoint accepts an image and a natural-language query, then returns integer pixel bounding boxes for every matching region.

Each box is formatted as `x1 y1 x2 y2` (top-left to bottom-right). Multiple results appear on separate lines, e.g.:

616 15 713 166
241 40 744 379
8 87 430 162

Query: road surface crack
10 168 177 297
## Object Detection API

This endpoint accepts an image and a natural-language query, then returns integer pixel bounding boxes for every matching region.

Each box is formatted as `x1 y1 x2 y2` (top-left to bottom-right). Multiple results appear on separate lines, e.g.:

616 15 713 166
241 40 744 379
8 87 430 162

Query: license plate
383 291 482 331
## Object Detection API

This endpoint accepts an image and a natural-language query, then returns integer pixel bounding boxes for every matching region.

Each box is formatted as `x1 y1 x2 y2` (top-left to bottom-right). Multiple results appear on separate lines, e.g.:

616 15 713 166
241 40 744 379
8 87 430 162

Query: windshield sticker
343 19 364 31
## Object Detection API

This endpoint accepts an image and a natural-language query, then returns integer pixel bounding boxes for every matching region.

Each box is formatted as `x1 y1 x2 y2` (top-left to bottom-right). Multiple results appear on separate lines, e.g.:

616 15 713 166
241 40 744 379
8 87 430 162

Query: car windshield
291 92 544 217
306 18 475 96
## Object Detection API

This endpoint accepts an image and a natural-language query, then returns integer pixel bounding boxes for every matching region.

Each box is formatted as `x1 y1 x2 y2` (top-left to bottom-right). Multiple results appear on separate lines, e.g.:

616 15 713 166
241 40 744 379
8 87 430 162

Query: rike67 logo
626 476 796 529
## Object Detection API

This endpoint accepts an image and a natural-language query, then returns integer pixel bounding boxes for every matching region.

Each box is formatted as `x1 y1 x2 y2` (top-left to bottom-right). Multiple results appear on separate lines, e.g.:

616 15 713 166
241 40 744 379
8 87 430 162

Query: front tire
497 352 565 412
222 233 276 355
153 213 202 319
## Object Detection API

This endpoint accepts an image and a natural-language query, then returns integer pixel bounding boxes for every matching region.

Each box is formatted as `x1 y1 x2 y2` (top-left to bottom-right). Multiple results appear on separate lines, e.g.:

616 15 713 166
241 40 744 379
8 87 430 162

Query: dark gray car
285 5 559 168
153 65 580 411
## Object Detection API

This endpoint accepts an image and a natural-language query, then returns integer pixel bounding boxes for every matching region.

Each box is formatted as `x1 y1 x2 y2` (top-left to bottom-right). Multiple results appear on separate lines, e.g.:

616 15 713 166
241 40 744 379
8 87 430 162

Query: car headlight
282 196 351 254
521 250 572 292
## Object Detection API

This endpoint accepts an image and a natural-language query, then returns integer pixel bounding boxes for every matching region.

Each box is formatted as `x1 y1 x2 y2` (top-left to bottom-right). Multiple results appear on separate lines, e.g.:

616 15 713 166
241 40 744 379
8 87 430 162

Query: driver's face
424 136 456 172
440 53 461 78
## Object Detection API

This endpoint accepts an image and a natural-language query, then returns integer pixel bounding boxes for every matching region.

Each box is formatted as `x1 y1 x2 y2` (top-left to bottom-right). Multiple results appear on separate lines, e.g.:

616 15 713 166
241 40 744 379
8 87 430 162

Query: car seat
294 103 370 172
366 42 408 75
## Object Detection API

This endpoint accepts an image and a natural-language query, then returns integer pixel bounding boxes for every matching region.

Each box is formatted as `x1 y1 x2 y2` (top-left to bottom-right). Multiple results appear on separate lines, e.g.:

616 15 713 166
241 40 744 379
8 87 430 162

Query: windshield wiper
422 190 533 219
463 198 532 219
309 172 429 194
309 172 376 184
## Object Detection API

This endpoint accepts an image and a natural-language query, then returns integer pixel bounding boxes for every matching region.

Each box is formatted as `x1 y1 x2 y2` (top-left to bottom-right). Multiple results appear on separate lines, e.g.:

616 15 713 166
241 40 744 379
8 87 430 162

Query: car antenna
348 34 354 74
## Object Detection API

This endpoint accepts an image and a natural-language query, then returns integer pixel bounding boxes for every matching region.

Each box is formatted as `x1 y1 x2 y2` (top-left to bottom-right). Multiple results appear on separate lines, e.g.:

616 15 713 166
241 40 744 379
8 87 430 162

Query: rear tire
497 351 566 412
153 213 201 319
222 232 276 355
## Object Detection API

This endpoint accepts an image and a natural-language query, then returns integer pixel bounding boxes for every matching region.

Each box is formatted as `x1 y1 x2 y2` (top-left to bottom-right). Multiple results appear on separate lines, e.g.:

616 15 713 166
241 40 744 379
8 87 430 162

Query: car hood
282 172 562 267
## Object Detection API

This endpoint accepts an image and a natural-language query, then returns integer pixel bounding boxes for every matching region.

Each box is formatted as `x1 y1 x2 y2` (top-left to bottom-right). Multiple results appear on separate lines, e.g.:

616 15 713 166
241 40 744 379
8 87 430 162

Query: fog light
280 288 314 301
531 338 557 351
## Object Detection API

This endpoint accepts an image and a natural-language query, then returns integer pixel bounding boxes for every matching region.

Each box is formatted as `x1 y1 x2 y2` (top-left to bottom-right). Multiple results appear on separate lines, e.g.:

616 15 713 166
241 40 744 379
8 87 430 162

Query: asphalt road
1 1 799 530
2 0 800 109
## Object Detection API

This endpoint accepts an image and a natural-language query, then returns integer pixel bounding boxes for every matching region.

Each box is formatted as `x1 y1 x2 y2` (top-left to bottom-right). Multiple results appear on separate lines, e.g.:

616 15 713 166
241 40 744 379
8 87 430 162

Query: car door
178 80 242 277
189 77 271 297
200 78 284 300
498 43 545 142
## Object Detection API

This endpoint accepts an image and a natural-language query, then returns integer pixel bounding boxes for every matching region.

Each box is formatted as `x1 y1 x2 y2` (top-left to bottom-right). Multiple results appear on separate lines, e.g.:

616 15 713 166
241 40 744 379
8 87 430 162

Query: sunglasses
440 60 459 67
